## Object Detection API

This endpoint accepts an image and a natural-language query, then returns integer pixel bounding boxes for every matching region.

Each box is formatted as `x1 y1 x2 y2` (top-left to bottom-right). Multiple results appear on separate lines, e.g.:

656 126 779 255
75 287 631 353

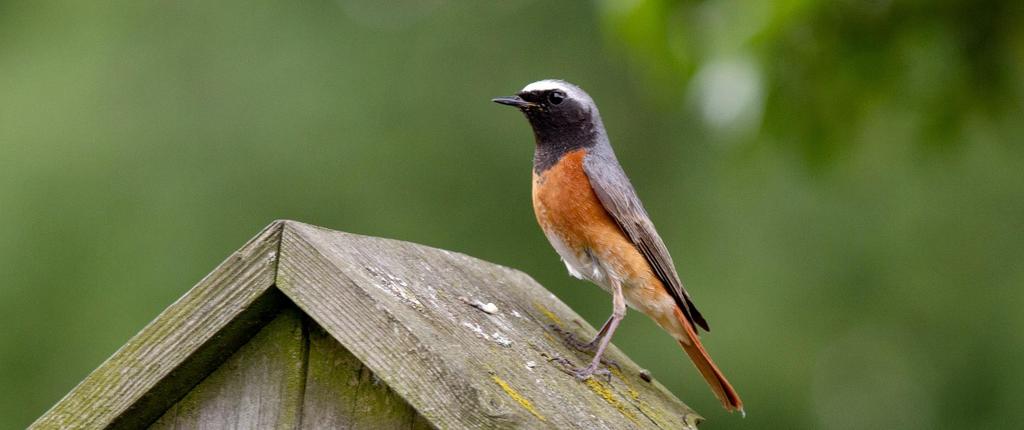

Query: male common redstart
493 80 743 413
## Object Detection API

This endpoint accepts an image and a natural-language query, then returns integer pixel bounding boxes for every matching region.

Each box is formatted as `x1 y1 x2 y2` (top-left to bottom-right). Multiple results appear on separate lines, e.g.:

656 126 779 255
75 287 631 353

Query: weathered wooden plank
277 226 487 429
300 322 431 429
276 221 701 429
31 219 703 430
149 306 307 430
30 221 285 430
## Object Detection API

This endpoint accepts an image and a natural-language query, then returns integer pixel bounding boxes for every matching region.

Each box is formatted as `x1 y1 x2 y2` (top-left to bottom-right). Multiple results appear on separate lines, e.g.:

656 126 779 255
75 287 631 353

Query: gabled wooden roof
31 221 701 429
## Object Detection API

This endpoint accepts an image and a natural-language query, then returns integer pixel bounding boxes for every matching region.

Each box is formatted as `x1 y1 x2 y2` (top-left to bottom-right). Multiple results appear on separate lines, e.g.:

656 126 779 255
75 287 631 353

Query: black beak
492 96 535 108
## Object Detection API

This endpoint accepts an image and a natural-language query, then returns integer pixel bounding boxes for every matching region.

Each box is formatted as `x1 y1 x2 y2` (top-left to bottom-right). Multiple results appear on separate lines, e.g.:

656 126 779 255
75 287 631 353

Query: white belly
543 229 617 292
542 229 678 323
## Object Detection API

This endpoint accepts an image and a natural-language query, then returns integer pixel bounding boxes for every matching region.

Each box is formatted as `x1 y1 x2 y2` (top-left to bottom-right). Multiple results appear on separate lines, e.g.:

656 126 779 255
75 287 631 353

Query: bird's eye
548 91 565 105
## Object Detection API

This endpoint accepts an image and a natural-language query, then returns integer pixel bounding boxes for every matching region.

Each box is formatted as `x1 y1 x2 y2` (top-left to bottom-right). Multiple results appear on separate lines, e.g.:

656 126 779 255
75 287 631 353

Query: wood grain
31 220 702 430
30 221 285 430
301 322 431 429
276 221 701 429
149 307 307 430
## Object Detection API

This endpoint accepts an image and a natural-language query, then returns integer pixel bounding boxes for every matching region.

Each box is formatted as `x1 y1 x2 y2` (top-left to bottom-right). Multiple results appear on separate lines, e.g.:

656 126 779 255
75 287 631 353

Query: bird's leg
574 279 626 380
556 316 612 352
577 316 613 351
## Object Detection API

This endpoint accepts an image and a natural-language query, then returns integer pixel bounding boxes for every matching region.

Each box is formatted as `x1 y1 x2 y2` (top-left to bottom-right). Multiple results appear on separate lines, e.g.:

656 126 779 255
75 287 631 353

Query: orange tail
674 308 744 414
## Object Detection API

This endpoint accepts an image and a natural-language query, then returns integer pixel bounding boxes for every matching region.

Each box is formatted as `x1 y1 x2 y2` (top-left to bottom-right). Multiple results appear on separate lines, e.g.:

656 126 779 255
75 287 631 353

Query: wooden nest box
31 221 702 429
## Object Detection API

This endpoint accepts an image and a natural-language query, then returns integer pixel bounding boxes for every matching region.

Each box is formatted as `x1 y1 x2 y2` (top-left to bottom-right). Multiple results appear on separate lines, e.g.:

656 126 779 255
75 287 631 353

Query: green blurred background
2 1 1022 428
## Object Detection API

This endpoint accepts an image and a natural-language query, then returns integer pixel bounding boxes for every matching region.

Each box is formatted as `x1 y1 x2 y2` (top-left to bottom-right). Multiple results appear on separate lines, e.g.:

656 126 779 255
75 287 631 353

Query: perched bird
493 79 743 413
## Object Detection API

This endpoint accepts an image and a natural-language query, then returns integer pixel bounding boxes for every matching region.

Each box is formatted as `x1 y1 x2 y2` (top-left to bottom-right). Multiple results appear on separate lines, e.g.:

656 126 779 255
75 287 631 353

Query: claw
548 324 600 352
548 355 608 381
576 338 600 352
547 355 576 369
573 364 612 381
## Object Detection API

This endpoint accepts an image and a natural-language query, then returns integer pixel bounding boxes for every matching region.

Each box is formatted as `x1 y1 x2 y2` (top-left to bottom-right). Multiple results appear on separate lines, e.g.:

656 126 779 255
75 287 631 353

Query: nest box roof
31 221 700 429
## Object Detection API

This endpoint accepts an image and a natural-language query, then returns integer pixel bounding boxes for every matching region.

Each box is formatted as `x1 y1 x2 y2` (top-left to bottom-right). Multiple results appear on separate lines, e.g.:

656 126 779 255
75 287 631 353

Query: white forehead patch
520 79 593 104
521 79 574 93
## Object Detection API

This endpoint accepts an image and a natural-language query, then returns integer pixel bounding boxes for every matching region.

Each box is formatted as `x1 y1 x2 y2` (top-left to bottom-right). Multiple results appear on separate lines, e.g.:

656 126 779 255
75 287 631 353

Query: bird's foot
547 353 615 382
573 363 612 382
548 324 598 352
574 338 601 352
601 358 622 374
546 354 575 369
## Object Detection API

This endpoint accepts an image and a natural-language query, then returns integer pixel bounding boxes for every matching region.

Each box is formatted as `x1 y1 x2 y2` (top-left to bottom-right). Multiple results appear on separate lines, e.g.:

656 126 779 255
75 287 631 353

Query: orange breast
532 149 685 335
532 149 651 283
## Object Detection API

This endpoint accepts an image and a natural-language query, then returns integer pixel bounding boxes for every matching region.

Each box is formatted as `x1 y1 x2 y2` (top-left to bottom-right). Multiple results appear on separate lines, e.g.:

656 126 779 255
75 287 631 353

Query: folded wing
583 150 710 331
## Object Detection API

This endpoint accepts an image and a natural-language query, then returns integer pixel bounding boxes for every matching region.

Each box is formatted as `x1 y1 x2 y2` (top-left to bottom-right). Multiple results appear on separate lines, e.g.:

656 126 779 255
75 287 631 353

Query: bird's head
492 80 602 136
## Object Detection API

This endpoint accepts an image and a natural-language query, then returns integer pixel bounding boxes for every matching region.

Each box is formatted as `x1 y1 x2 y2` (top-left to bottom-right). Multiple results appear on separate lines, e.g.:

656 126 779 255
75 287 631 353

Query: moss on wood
31 221 703 430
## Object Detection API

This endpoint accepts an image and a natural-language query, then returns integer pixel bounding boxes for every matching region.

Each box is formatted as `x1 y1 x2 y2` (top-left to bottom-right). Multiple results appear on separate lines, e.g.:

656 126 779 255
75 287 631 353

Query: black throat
530 116 599 173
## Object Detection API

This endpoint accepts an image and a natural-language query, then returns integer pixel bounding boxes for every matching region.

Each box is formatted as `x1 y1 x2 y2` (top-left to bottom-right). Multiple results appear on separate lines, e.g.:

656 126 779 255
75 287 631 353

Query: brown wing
583 150 710 332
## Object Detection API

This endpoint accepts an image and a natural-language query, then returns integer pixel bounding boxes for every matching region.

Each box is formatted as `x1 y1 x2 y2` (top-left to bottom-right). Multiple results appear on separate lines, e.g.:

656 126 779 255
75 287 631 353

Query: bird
493 79 743 413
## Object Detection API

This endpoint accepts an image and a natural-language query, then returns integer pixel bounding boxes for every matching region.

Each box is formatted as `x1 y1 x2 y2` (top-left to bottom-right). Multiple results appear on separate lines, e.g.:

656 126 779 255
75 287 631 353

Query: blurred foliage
599 0 1024 163
0 1 1022 429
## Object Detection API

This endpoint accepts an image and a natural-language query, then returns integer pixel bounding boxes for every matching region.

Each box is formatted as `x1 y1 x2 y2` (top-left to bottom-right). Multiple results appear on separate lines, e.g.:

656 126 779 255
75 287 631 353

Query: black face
514 89 590 128
520 88 566 106
494 86 600 172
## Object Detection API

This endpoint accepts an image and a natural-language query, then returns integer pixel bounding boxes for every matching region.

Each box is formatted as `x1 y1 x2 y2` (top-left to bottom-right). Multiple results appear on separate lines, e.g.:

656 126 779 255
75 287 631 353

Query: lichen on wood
149 307 308 429
276 221 702 429
490 374 546 422
30 221 703 430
